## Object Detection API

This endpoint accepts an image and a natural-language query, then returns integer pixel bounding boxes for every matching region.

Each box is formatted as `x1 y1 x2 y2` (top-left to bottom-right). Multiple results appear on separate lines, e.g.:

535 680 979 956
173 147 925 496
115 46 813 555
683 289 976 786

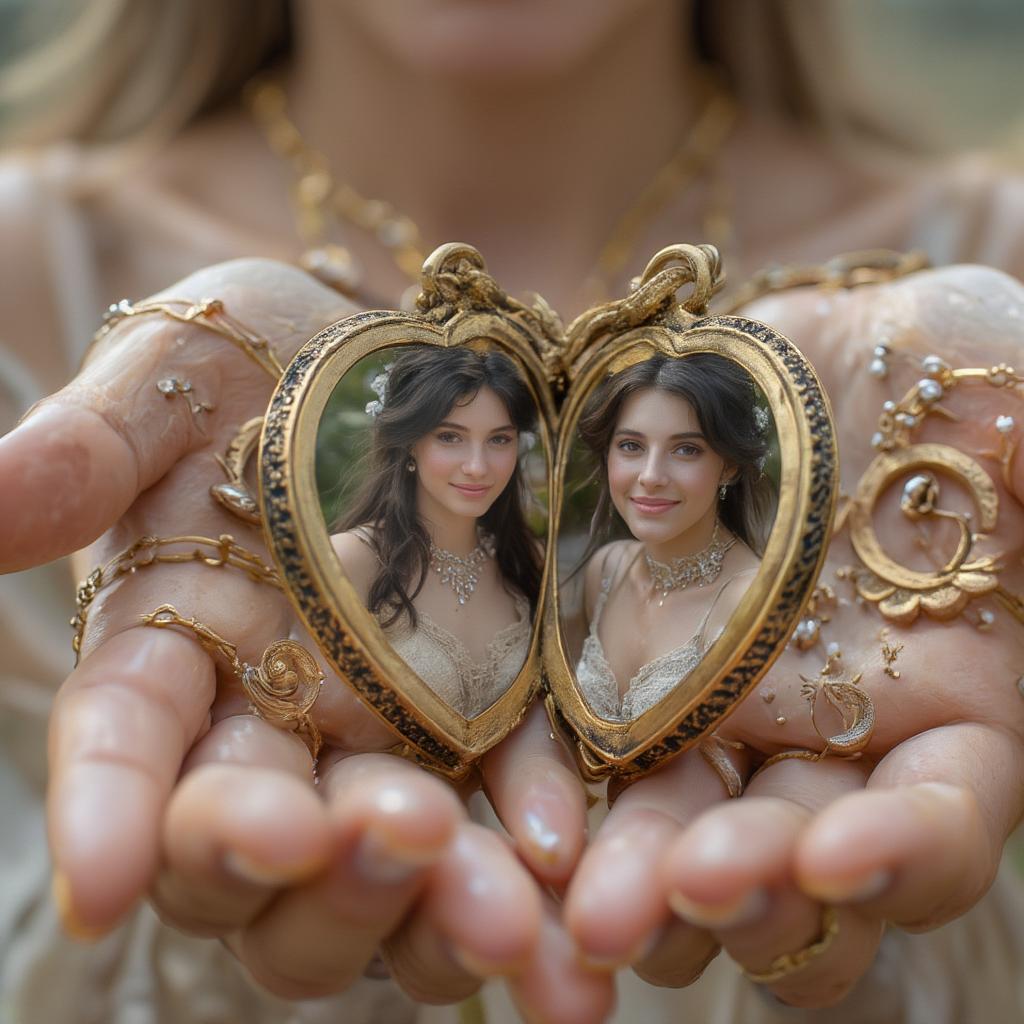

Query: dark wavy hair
336 345 542 628
576 352 777 556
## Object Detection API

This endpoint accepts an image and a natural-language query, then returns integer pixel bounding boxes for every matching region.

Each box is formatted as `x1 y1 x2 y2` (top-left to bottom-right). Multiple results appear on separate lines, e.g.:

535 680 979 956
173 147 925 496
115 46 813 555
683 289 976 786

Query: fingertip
329 766 462 865
49 762 162 934
511 913 618 1024
794 784 986 905
0 402 138 570
52 871 115 943
507 770 588 886
430 826 543 975
564 811 677 968
482 703 588 885
167 764 332 884
661 799 804 906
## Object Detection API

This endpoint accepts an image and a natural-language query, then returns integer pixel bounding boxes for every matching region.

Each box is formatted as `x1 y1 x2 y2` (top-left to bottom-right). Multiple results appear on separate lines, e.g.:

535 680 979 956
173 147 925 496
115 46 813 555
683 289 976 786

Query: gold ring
743 905 839 985
699 734 747 798
141 604 323 761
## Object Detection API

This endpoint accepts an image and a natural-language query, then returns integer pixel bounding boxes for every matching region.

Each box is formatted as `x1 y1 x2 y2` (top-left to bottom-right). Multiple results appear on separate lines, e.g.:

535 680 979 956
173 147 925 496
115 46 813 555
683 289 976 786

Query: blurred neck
287 2 701 314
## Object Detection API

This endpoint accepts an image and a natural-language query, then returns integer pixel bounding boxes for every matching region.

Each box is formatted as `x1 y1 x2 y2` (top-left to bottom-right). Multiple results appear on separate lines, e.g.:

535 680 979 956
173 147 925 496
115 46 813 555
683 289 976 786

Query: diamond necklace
429 533 496 607
643 520 736 607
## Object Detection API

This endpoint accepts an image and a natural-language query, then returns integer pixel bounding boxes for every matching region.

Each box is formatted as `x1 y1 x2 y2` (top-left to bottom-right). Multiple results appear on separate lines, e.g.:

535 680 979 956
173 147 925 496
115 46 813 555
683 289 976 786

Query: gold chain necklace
246 76 736 307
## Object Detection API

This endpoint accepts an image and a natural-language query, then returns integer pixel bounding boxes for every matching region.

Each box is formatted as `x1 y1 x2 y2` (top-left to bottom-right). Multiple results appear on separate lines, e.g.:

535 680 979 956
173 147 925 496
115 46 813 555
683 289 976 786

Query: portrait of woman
569 352 777 721
330 345 543 718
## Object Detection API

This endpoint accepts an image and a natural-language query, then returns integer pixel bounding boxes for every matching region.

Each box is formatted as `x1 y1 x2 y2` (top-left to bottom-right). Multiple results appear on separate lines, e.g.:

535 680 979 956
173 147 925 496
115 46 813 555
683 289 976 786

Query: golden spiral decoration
243 639 322 721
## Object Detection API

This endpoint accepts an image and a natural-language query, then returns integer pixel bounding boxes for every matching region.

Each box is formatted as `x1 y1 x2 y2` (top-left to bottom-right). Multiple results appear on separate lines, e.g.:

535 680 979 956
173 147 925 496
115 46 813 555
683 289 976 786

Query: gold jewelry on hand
86 297 283 378
879 628 903 679
798 670 875 758
156 376 215 431
753 639 877 777
210 417 264 524
699 734 747 798
846 360 1024 628
743 905 839 985
72 534 281 659
140 604 323 760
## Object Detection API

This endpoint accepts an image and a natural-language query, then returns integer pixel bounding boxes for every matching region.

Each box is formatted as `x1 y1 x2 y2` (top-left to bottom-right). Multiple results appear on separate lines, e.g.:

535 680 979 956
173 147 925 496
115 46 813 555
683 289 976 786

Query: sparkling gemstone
156 378 178 395
882 401 896 413
873 343 891 357
996 415 1015 433
918 379 943 402
990 367 1008 386
895 412 918 428
978 609 995 626
869 358 888 379
826 641 842 657
871 431 885 449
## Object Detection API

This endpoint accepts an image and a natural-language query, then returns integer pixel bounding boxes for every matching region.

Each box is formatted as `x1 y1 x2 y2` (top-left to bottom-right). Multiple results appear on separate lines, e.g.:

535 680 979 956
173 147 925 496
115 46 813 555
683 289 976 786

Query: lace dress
576 563 757 721
383 594 532 718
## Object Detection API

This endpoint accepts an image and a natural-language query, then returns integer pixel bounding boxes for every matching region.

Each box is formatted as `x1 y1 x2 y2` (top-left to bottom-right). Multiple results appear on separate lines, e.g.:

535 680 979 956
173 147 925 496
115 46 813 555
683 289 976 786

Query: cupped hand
0 258 589 1008
565 264 1024 1008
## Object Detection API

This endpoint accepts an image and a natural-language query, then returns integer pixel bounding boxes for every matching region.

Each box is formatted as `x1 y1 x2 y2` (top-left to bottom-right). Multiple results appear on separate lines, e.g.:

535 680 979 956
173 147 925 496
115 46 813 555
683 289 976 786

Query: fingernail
52 871 108 943
352 830 431 885
522 806 562 864
910 782 971 819
804 868 891 904
576 930 660 971
668 886 768 929
223 851 318 886
450 943 526 979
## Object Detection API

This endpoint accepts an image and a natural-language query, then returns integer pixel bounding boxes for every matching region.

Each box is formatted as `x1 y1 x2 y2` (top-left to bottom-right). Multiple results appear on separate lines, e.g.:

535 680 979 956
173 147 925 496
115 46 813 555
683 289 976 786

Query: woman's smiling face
410 386 519 527
607 388 729 548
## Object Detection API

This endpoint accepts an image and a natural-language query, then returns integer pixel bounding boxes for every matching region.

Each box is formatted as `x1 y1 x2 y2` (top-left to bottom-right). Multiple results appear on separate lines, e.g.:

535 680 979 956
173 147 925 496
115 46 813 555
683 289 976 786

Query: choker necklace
644 521 736 607
429 533 496 607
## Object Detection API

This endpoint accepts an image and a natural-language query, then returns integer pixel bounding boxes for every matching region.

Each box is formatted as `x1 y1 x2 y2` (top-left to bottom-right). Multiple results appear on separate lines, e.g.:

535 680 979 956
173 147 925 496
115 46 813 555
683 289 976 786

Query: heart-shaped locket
260 244 558 777
259 243 837 779
543 244 837 779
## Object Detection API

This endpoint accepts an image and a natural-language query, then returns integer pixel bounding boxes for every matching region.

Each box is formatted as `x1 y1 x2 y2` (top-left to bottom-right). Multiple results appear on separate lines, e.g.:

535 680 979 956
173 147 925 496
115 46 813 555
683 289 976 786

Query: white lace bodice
576 556 757 722
384 593 531 718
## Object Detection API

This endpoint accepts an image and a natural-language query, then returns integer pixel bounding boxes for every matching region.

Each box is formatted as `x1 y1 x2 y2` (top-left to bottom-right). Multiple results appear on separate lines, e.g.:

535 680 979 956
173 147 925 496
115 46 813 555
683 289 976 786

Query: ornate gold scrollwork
847 364 1023 626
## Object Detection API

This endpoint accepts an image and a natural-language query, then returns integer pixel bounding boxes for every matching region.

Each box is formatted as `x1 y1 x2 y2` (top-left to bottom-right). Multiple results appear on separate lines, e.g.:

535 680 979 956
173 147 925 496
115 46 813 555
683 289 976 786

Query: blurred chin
339 0 664 79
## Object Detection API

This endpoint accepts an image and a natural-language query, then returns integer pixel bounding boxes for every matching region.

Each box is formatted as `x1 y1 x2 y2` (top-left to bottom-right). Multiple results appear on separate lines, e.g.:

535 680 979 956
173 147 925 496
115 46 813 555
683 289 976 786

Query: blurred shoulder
0 145 99 395
909 153 1024 282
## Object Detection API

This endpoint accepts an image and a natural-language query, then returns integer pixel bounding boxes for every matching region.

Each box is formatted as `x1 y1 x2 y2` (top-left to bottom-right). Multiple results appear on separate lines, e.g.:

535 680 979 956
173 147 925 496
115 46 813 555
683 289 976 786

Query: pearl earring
406 458 416 473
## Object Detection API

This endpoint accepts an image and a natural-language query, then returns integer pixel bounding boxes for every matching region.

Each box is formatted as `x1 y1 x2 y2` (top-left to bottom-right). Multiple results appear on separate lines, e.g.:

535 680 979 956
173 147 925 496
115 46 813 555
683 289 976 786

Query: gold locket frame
260 245 558 778
259 242 837 780
544 245 838 779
